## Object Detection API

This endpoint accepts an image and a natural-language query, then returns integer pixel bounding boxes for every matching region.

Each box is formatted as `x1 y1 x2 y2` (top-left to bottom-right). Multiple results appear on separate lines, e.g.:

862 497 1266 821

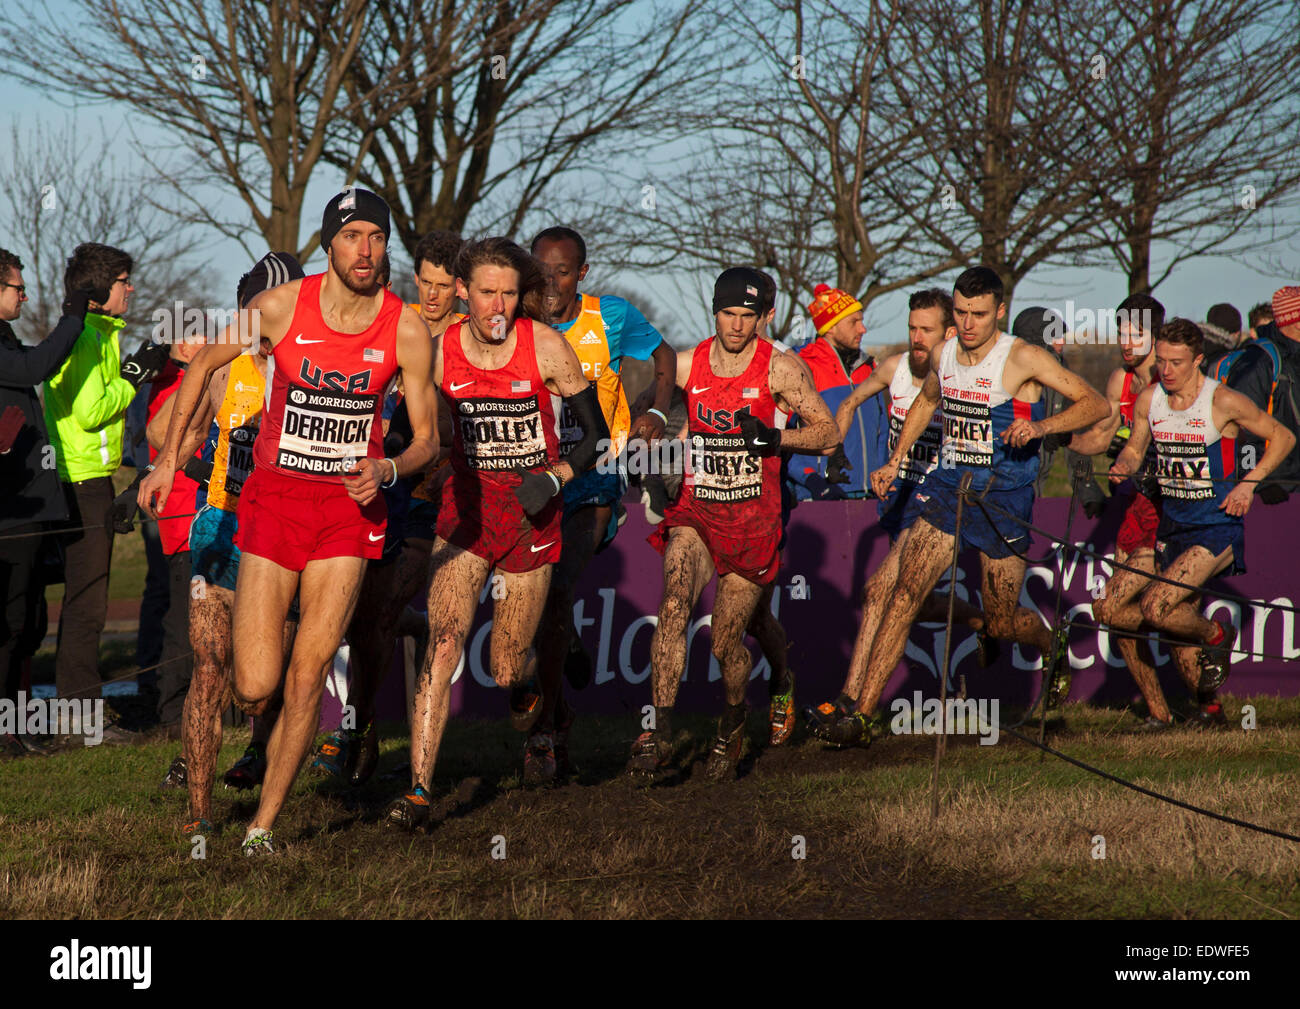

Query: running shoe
1197 621 1232 693
348 723 380 787
1135 716 1175 733
241 827 274 856
159 755 188 791
385 784 432 831
803 695 854 740
1044 624 1072 709
626 729 671 777
222 743 266 790
564 635 593 690
768 671 796 746
975 629 1001 669
181 817 213 835
703 720 746 782
509 678 543 733
825 711 876 749
310 730 352 778
1188 702 1229 730
523 731 557 786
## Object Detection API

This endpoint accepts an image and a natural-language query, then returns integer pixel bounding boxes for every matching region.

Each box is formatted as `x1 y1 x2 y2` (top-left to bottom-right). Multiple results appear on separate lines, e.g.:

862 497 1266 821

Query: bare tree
601 0 971 324
0 1 431 264
1043 0 1300 294
325 0 714 259
0 118 211 350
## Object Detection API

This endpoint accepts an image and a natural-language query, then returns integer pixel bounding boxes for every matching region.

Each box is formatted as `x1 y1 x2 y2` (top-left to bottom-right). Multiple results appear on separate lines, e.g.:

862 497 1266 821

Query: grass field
3 696 1298 919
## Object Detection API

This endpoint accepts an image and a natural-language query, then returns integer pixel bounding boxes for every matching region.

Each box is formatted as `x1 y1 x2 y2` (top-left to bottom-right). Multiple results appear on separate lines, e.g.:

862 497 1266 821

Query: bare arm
835 353 896 440
536 322 598 483
1109 386 1154 483
768 351 837 454
1215 383 1297 516
871 361 941 500
1000 342 1108 448
626 339 677 442
1068 367 1127 457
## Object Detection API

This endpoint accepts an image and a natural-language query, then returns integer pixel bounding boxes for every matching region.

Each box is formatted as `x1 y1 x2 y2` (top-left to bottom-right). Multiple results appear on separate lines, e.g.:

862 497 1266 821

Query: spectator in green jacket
43 243 165 710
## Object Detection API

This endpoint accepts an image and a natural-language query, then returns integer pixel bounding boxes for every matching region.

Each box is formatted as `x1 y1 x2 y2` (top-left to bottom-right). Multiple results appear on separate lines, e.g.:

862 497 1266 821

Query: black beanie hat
1012 306 1064 351
712 266 766 314
320 187 391 256
237 252 306 308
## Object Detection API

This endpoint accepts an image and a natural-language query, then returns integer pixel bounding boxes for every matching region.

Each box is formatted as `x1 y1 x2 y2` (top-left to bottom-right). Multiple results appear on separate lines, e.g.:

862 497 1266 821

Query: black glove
1105 426 1131 460
62 286 111 321
738 413 781 458
384 398 412 458
109 471 146 533
826 445 853 484
120 342 171 389
1082 488 1107 520
183 457 214 486
641 474 670 524
1042 431 1069 454
514 468 561 516
1259 482 1290 505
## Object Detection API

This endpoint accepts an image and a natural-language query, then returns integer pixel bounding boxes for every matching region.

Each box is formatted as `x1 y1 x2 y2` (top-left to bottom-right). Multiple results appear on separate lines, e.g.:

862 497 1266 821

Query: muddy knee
1140 592 1173 626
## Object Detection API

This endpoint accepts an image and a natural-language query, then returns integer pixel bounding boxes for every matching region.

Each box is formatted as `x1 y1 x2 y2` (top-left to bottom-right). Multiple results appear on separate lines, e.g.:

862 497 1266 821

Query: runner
825 267 1108 742
310 234 460 786
521 226 676 784
1110 318 1294 726
386 237 605 829
140 189 438 855
804 288 992 743
1081 295 1200 727
163 253 305 832
628 267 838 781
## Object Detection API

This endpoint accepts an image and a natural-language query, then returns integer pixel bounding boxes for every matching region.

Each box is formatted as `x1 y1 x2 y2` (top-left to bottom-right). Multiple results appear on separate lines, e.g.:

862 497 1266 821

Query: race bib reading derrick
224 422 258 496
277 385 376 475
1153 435 1215 501
458 395 548 470
889 409 942 484
688 432 762 502
940 384 994 467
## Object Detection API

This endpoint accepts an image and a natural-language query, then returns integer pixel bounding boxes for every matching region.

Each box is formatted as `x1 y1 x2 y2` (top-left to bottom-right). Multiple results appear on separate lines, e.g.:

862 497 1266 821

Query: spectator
787 283 886 500
1247 302 1273 342
1207 302 1245 349
1012 305 1104 511
1226 286 1300 504
42 243 166 710
1 248 104 751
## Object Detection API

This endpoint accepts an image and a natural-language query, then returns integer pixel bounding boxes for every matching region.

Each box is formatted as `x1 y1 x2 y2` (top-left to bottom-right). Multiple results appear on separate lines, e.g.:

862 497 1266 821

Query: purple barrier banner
321 494 1300 727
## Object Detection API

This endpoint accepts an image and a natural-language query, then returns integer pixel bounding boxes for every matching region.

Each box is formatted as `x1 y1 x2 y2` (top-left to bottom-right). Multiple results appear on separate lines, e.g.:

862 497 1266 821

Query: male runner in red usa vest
629 267 838 782
139 189 437 855
386 237 606 831
1111 318 1294 724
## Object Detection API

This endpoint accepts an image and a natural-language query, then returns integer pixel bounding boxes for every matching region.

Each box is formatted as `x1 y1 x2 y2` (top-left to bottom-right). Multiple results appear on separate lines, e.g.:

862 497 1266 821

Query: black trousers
155 549 194 725
54 478 115 700
0 523 44 702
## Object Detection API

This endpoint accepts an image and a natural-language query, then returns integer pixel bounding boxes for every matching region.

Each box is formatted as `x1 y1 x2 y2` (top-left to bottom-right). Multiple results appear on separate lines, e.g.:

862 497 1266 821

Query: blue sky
8 0 1297 351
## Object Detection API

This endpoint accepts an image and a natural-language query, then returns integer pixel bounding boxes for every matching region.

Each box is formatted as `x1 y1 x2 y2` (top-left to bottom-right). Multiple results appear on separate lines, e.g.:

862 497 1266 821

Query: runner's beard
334 257 379 296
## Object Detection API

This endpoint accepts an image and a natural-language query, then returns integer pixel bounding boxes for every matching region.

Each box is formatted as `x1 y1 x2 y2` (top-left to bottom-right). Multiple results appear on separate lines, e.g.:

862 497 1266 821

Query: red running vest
440 318 560 486
255 274 402 482
681 337 781 530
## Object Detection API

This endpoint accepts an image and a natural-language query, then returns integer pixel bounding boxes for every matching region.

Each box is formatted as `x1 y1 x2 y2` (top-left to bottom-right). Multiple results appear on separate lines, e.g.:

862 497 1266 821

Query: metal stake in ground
931 471 972 819
1038 458 1086 751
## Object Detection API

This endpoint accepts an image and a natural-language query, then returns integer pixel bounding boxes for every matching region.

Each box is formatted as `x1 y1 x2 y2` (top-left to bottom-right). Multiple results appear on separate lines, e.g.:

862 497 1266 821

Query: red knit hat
1272 286 1300 329
807 283 863 335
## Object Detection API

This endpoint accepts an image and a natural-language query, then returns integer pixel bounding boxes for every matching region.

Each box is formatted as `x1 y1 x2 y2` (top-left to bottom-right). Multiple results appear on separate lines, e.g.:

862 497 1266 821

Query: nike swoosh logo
295 334 323 345
449 381 474 392
690 386 711 394
530 542 555 553
368 531 384 542
341 212 354 222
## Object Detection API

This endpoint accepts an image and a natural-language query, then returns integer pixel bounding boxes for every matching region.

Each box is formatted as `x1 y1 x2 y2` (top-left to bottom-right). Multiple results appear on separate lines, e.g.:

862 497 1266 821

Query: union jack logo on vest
363 348 384 363
512 380 531 393
1188 417 1206 427
975 377 992 388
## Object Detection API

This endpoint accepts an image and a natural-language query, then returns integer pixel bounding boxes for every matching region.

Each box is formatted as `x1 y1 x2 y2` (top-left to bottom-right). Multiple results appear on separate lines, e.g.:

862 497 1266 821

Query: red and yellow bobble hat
1272 286 1300 329
808 283 863 335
